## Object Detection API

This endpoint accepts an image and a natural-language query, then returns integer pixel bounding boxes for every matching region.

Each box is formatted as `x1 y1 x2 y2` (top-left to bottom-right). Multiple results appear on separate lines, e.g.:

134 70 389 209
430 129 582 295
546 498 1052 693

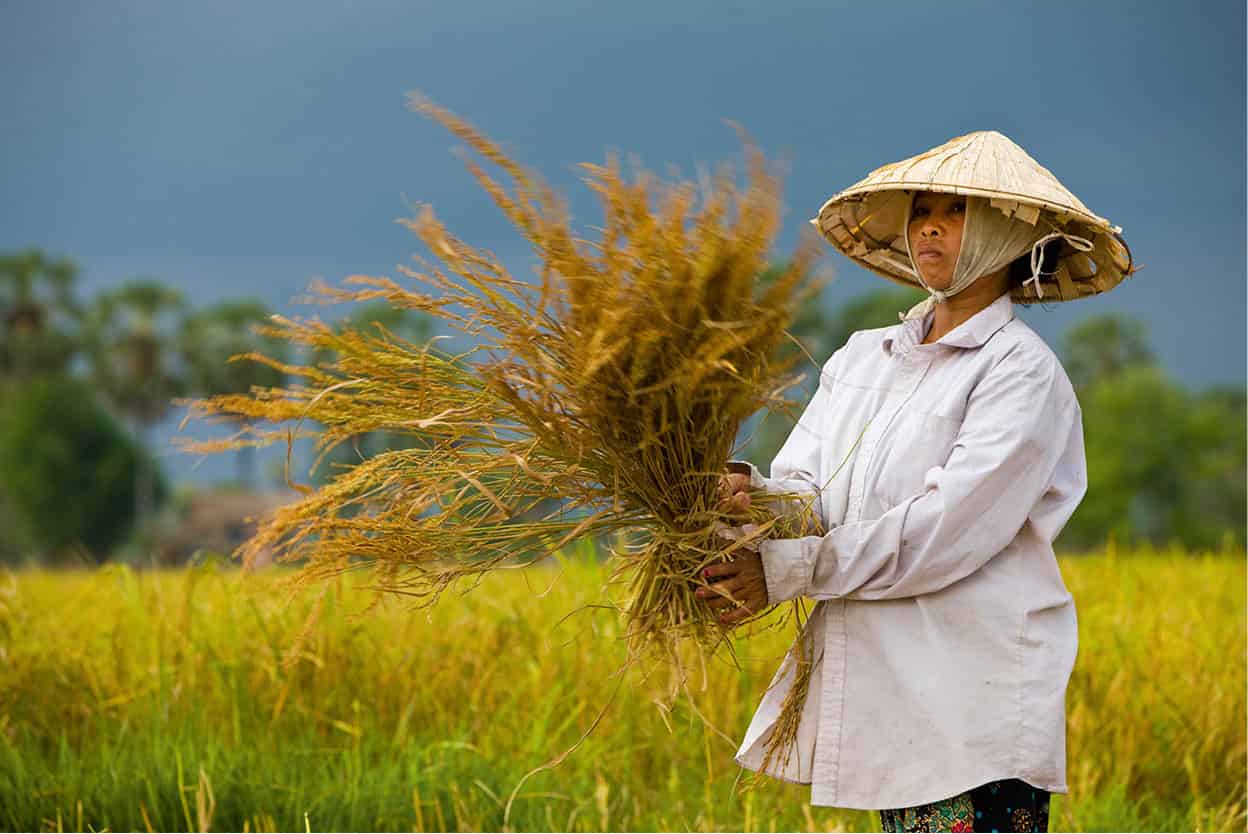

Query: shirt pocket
870 408 963 508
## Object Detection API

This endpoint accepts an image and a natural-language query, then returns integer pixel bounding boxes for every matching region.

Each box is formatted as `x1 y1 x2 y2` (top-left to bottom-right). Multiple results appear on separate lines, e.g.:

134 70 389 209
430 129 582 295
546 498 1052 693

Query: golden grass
0 545 1242 831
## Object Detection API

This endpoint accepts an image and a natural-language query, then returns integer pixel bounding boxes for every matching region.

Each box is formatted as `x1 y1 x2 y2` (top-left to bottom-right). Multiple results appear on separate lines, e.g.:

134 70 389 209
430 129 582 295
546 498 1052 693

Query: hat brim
812 186 1135 304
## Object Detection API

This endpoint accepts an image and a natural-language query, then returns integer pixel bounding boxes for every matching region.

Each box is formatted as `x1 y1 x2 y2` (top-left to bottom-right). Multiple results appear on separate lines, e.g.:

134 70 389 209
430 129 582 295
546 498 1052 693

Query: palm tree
0 248 82 379
180 299 290 487
85 279 188 526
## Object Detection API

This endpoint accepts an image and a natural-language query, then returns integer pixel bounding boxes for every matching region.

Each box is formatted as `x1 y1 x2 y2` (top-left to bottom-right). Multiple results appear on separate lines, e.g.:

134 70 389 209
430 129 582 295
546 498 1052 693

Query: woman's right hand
716 470 752 514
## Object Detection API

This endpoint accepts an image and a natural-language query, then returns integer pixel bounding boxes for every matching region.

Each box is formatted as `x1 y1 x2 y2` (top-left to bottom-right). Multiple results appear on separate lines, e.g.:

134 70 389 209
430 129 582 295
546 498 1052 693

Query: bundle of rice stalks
180 94 827 772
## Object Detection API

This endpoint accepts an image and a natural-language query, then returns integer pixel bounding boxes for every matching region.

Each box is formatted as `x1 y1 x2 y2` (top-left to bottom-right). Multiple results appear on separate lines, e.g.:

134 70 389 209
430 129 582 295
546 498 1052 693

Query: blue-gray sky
3 0 1244 483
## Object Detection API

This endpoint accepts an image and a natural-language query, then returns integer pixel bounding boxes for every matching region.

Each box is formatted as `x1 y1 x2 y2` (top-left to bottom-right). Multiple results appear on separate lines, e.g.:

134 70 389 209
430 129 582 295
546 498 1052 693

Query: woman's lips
917 251 942 261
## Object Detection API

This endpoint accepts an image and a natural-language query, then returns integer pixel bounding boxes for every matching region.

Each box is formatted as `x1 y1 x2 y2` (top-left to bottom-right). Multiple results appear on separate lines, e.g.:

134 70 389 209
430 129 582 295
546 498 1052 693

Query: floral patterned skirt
877 778 1050 832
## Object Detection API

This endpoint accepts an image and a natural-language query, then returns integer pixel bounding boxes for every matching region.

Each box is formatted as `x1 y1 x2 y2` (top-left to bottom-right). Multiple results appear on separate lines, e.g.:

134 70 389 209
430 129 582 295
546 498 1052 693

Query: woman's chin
920 276 953 291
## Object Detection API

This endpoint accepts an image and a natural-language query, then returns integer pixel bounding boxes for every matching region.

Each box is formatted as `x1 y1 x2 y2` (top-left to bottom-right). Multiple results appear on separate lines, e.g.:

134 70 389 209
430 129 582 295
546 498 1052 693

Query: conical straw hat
811 131 1136 303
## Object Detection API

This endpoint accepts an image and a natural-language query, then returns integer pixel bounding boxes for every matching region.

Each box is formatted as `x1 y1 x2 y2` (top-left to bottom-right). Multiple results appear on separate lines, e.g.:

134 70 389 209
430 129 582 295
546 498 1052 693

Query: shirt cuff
758 536 819 604
726 458 768 490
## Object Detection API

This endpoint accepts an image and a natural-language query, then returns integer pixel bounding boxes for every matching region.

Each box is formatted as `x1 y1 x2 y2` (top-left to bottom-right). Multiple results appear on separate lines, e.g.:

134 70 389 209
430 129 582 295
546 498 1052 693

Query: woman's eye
951 202 965 213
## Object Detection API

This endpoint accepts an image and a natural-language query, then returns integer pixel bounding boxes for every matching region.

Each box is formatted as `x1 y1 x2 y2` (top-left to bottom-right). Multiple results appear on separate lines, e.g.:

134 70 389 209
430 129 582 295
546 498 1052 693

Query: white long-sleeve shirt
731 290 1085 810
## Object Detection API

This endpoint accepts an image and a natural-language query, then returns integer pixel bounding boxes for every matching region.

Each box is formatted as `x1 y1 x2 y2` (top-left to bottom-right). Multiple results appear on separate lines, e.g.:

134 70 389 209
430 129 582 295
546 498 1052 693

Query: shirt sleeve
759 343 1078 603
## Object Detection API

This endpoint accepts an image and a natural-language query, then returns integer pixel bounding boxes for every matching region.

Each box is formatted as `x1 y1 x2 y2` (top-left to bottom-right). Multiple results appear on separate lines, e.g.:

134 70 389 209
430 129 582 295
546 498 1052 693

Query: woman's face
908 192 966 289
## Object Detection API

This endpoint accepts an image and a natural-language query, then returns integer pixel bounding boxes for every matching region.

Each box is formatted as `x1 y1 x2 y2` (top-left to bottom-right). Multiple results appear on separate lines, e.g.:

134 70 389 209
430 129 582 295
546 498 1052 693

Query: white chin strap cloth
899 194 1095 322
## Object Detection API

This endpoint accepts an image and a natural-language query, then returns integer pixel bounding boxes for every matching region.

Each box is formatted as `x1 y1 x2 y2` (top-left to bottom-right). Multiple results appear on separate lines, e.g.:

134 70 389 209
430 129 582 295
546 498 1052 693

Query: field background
0 542 1243 833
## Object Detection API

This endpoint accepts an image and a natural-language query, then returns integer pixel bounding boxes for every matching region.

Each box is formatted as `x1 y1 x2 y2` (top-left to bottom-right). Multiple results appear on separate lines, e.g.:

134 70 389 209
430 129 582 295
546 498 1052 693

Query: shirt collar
882 291 1015 356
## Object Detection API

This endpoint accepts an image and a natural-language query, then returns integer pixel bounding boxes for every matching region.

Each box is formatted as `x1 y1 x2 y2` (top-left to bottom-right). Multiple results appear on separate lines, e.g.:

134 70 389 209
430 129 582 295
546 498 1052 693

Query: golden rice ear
181 96 822 773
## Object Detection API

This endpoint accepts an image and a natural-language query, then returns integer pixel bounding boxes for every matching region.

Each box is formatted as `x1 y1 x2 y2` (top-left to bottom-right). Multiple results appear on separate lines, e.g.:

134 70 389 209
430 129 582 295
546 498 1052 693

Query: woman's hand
716 471 751 515
697 547 769 626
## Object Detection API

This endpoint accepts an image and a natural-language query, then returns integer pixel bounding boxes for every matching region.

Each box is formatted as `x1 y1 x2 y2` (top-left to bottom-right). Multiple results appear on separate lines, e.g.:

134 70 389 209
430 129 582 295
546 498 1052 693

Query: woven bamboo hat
810 131 1135 303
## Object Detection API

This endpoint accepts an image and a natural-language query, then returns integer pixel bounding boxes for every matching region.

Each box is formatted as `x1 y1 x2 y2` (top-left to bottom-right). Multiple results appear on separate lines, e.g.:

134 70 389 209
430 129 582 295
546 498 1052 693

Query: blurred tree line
0 248 1241 567
0 248 430 567
741 273 1245 553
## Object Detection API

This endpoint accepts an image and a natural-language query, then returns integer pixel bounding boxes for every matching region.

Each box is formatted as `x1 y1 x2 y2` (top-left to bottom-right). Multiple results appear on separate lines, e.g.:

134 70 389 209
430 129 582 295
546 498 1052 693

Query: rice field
0 541 1243 832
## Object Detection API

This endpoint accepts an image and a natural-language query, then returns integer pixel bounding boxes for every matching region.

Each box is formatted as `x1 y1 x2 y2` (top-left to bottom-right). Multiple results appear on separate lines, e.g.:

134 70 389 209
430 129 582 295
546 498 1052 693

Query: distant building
152 488 299 569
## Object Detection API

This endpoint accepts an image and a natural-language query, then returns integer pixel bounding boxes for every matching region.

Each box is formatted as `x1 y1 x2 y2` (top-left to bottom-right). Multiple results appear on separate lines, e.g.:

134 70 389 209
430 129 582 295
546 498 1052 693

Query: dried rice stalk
748 600 818 790
179 93 829 775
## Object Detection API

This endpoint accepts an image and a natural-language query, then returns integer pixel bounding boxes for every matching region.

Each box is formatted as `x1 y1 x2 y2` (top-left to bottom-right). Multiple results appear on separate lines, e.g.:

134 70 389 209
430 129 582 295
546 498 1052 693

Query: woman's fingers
697 569 738 601
702 584 742 611
700 550 769 626
715 495 750 515
698 577 766 622
703 562 741 582
709 586 764 619
719 598 760 624
715 473 752 514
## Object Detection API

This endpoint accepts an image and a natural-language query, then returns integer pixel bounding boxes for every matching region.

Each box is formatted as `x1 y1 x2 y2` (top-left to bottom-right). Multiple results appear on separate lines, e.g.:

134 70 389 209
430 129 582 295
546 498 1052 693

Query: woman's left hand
697 548 770 626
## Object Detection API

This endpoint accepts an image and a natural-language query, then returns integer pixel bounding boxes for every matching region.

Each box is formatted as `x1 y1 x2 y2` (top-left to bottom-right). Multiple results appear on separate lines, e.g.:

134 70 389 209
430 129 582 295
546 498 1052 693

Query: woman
699 131 1134 832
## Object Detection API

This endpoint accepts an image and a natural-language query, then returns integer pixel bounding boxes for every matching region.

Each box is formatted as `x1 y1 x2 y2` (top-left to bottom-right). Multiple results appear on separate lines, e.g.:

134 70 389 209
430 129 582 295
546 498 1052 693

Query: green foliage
1061 313 1155 389
0 377 164 562
1057 313 1244 550
0 326 78 381
1174 386 1247 547
1063 366 1188 547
